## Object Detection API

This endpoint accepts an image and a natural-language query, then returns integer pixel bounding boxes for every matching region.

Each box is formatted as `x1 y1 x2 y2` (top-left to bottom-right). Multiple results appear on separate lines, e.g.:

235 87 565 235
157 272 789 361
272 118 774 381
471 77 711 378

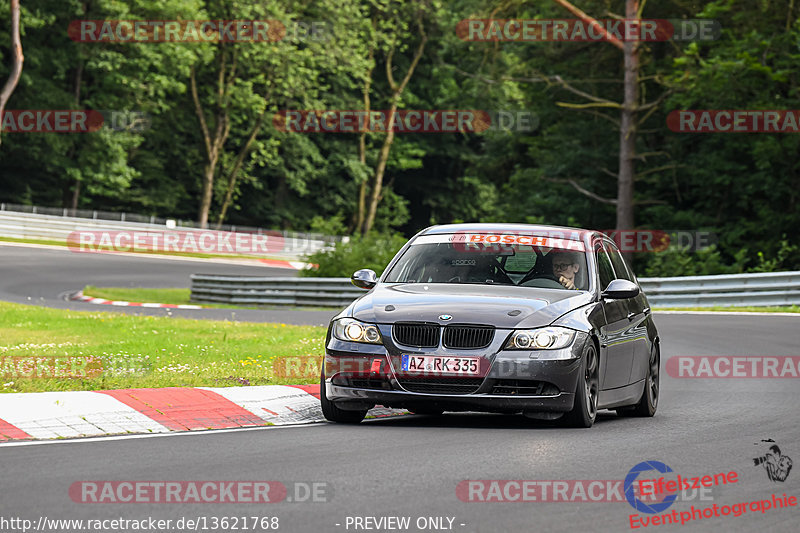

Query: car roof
419 223 600 244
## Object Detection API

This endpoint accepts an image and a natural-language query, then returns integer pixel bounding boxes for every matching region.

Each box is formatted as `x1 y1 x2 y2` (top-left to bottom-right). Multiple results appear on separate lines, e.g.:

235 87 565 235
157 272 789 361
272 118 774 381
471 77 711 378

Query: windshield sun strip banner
411 233 586 252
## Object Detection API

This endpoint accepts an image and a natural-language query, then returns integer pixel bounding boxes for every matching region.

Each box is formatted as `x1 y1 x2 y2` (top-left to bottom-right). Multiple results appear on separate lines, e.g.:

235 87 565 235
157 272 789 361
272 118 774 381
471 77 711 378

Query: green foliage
748 239 800 273
301 232 408 277
641 246 748 277
0 0 797 276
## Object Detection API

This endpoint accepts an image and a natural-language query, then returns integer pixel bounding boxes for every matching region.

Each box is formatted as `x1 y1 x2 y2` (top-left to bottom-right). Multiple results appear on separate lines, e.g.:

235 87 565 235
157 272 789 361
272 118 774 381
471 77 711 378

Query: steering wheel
521 275 565 289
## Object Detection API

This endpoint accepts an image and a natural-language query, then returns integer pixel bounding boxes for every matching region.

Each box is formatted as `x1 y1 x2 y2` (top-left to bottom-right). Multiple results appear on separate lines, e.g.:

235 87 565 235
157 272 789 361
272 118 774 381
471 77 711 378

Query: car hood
349 283 594 329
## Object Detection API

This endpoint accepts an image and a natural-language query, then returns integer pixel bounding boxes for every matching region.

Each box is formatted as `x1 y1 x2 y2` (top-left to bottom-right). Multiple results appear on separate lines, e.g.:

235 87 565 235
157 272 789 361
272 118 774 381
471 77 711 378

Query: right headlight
332 318 383 344
504 326 576 350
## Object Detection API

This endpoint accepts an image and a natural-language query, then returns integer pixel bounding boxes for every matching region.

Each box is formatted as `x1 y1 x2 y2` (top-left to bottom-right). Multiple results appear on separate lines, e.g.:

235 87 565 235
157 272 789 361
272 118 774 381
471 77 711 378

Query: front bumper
324 330 587 414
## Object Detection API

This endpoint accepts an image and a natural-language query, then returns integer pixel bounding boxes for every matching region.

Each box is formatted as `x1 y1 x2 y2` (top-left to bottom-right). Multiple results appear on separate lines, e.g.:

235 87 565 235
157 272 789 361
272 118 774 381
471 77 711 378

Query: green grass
655 305 800 313
0 301 326 393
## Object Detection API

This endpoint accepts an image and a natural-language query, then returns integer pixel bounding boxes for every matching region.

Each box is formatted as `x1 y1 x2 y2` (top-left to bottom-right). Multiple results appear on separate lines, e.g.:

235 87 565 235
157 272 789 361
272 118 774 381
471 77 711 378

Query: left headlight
504 326 576 350
332 318 383 344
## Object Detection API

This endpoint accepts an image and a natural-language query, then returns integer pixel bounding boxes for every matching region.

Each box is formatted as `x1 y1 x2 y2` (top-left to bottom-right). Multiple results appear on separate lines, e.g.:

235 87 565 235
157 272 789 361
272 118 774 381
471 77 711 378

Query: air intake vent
443 325 494 349
392 323 439 348
491 380 560 396
397 377 483 395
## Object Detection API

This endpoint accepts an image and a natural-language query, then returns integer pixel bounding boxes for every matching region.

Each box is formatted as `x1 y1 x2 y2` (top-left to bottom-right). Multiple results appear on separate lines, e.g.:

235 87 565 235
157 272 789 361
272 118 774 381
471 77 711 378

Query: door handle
643 307 651 315
627 312 636 321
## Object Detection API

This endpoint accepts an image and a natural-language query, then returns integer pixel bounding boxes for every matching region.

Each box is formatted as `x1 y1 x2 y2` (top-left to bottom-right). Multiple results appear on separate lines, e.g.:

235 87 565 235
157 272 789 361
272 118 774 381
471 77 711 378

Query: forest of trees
1 0 799 274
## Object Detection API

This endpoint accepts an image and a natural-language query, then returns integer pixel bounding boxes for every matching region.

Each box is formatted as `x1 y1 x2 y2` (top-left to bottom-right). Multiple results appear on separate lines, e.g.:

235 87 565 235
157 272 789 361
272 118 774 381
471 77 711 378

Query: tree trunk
70 180 81 211
361 103 398 234
354 46 374 233
617 0 639 262
361 17 427 234
191 50 233 228
0 0 24 147
216 110 266 228
68 57 84 209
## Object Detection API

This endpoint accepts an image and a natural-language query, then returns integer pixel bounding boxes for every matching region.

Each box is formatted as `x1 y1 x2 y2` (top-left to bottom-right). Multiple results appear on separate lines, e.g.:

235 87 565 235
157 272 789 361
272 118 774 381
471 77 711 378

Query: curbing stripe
99 387 268 431
71 291 202 309
0 390 171 439
201 385 324 426
0 384 407 442
0 418 32 441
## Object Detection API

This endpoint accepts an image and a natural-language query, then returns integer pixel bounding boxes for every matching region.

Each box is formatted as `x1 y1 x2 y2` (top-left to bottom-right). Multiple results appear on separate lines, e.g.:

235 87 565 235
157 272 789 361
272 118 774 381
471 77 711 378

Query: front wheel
320 370 367 424
617 344 659 418
563 343 599 428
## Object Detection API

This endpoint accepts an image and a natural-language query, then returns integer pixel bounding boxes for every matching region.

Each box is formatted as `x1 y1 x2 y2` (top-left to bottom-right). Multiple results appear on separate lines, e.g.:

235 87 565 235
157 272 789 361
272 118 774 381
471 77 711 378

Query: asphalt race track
0 243 339 325
1 244 799 532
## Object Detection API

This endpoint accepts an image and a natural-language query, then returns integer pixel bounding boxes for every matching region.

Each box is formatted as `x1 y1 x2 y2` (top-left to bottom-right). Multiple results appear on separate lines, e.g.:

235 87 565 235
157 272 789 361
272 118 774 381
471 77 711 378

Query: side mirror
601 279 640 300
351 269 378 290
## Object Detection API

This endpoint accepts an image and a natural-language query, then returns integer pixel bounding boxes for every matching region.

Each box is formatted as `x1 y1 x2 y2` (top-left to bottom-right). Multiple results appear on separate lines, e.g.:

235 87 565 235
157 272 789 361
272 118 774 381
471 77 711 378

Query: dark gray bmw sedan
321 223 660 428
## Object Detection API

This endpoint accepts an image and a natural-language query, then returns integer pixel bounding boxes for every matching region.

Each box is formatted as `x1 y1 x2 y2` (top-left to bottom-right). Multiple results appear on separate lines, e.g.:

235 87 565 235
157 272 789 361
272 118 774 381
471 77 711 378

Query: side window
595 244 615 291
605 241 634 282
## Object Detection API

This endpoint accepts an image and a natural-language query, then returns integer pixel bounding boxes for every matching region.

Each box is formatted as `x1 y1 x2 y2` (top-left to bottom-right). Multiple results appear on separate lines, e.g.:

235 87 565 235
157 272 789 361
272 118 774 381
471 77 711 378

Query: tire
616 344 659 418
563 342 599 428
320 370 367 424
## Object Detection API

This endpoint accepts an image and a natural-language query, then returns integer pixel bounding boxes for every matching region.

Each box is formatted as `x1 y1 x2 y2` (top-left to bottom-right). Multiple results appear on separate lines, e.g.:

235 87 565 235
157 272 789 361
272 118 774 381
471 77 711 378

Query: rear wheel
563 343 598 428
320 370 367 424
616 344 659 418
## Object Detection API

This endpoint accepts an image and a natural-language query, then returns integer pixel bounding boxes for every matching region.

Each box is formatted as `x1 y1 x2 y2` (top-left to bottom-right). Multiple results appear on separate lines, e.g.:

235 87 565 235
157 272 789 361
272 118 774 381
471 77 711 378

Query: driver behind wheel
550 251 581 290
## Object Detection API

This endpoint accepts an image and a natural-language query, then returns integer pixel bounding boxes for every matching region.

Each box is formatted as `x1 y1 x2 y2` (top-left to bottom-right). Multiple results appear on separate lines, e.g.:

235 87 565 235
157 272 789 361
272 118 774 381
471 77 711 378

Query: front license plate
401 355 480 375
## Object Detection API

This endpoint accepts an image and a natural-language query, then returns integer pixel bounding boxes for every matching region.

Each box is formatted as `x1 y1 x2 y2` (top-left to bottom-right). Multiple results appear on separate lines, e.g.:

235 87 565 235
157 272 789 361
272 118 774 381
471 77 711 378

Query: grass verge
0 301 326 393
83 286 196 306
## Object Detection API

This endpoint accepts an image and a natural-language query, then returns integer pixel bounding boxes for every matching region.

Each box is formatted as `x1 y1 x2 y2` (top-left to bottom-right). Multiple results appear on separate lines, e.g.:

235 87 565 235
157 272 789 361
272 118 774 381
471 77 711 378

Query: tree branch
543 177 618 205
190 65 212 158
551 0 625 50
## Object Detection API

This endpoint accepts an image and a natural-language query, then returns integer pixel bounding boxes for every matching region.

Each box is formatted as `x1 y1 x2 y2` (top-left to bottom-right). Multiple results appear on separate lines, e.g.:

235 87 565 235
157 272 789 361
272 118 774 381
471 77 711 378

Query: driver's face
552 253 579 281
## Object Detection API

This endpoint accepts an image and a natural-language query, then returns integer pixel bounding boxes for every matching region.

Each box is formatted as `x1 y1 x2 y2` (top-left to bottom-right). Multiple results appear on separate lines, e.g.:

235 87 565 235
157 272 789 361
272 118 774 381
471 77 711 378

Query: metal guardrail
639 271 800 307
0 208 342 259
190 275 365 307
190 271 800 308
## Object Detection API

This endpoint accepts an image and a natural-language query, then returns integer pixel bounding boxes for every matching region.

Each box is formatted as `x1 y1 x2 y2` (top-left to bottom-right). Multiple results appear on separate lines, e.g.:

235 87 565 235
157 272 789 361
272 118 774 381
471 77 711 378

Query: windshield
383 234 589 291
